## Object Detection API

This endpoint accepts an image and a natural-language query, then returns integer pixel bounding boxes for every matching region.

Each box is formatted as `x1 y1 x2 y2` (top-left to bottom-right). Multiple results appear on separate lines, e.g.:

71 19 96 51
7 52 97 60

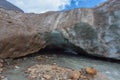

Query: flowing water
2 50 120 80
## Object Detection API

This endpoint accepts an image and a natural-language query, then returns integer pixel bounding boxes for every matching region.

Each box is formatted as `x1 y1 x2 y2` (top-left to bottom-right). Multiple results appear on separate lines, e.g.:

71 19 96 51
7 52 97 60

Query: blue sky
7 0 107 13
64 0 107 10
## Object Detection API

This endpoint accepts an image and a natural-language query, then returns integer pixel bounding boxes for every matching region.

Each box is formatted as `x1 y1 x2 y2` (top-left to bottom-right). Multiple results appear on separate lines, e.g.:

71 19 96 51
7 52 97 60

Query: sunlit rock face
0 0 119 59
92 0 120 59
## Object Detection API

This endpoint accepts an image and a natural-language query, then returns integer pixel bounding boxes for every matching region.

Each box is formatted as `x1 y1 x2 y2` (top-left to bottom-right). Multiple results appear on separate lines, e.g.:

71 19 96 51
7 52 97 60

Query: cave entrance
14 44 120 63
36 45 86 56
13 42 89 61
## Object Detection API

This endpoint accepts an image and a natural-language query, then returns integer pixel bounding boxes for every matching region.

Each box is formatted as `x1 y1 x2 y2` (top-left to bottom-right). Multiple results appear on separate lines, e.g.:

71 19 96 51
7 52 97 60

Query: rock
0 0 119 60
80 75 87 79
14 65 20 69
43 74 51 80
86 67 97 75
26 64 109 80
0 68 3 73
34 56 42 61
0 63 3 68
68 70 81 79
0 59 4 63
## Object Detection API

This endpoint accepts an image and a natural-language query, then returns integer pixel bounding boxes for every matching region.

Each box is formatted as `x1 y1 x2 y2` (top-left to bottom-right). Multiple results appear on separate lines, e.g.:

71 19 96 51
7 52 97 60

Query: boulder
0 0 119 60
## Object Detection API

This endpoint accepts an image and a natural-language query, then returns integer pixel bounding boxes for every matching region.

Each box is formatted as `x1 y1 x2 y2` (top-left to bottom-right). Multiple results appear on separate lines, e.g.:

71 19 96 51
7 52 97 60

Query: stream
2 50 120 80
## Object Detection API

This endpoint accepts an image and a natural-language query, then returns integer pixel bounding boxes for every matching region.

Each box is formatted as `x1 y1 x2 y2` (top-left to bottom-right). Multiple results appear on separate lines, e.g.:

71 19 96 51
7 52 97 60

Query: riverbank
0 50 119 80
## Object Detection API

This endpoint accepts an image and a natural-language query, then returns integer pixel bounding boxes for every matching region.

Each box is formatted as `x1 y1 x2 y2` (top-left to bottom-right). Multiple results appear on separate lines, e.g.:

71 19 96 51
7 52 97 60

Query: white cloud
7 0 70 13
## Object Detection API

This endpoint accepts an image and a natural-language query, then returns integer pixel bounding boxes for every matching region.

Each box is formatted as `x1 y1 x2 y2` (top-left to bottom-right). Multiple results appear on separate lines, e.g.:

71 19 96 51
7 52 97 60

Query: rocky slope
0 0 119 60
0 0 23 12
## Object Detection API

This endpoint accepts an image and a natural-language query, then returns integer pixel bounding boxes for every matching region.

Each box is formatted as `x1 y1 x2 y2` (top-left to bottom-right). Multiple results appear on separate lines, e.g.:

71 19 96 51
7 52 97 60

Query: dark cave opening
13 45 120 63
